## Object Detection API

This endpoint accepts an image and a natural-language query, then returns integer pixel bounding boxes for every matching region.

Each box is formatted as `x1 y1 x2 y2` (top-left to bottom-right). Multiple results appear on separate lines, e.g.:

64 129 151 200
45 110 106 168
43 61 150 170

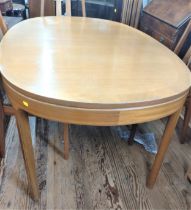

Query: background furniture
121 0 142 28
29 0 54 17
173 21 191 143
0 0 12 13
0 10 23 158
29 0 86 17
12 0 26 19
139 0 191 50
0 0 27 19
0 11 14 158
179 47 191 143
0 0 25 32
55 0 85 16
3 15 22 28
130 20 191 145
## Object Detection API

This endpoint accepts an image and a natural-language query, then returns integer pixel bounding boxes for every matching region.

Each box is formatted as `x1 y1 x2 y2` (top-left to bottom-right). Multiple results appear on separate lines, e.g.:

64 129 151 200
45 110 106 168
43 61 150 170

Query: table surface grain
0 16 190 108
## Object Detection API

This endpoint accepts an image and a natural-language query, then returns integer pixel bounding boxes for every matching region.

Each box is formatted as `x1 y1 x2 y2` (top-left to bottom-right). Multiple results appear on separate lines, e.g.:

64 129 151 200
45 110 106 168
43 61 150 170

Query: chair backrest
184 46 191 70
121 0 142 28
174 20 191 55
0 11 8 35
40 0 55 17
55 0 86 17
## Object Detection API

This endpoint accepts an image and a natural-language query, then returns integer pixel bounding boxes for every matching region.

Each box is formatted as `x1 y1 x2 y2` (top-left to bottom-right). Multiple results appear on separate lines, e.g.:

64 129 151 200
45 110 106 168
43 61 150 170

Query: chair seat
13 3 25 11
4 16 22 29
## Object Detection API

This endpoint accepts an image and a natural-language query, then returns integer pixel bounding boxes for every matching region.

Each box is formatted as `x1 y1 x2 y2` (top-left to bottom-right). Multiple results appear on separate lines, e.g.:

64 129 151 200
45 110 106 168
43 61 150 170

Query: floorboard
0 117 190 210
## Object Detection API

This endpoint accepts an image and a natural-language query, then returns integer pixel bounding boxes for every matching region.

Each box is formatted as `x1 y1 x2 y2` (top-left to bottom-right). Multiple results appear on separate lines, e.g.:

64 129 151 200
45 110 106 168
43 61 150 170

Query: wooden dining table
0 16 190 200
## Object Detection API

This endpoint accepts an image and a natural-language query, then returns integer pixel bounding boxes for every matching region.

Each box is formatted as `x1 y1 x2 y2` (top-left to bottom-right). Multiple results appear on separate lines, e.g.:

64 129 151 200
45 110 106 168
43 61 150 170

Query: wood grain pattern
0 17 190 109
139 0 191 50
0 16 190 202
143 0 191 27
0 118 191 209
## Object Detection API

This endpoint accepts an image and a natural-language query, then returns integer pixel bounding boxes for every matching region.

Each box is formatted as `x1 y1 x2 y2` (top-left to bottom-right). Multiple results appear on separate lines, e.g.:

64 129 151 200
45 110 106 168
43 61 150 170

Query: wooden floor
0 117 191 210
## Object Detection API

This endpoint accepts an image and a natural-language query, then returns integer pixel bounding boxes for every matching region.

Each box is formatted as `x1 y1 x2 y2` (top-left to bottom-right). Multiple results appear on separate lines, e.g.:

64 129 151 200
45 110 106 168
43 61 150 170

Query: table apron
3 79 188 126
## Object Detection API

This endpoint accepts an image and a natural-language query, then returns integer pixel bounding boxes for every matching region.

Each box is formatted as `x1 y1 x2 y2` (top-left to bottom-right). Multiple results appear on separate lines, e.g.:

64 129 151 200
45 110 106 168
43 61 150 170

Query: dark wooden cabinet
139 0 191 50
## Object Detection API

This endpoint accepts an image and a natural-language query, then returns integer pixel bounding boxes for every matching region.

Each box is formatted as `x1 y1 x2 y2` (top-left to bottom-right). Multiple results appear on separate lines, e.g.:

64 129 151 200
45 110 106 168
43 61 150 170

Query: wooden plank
0 119 190 209
140 120 190 209
63 123 69 160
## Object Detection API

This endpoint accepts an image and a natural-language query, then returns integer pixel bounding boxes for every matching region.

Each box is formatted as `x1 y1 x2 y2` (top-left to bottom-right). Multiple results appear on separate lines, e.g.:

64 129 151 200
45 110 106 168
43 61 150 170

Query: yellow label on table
23 101 29 107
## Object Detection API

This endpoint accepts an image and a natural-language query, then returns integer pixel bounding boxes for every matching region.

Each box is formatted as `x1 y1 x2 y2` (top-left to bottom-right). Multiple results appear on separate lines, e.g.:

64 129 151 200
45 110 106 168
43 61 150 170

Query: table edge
2 76 190 110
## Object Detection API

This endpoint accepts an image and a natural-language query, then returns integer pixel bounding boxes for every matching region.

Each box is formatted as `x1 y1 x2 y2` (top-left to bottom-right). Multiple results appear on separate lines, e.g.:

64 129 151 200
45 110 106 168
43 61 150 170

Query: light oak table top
0 16 190 109
0 16 190 200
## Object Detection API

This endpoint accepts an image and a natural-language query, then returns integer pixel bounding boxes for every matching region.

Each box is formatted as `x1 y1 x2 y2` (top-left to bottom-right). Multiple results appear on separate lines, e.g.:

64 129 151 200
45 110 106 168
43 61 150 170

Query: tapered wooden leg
180 96 191 143
146 109 181 188
64 123 69 160
128 124 138 145
15 109 39 200
0 101 5 158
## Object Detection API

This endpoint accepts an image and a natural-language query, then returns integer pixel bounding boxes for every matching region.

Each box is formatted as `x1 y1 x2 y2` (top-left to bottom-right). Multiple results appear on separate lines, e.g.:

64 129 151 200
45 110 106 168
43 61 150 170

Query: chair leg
63 123 69 160
0 101 5 158
128 124 138 145
180 97 191 144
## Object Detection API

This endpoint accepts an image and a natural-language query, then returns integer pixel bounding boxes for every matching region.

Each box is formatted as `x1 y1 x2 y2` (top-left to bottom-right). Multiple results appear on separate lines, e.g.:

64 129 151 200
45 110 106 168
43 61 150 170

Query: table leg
146 109 181 188
63 123 69 160
15 109 39 200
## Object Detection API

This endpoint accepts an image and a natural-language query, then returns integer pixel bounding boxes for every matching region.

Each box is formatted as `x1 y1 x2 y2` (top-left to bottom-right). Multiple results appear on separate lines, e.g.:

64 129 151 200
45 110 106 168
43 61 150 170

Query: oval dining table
0 16 190 200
